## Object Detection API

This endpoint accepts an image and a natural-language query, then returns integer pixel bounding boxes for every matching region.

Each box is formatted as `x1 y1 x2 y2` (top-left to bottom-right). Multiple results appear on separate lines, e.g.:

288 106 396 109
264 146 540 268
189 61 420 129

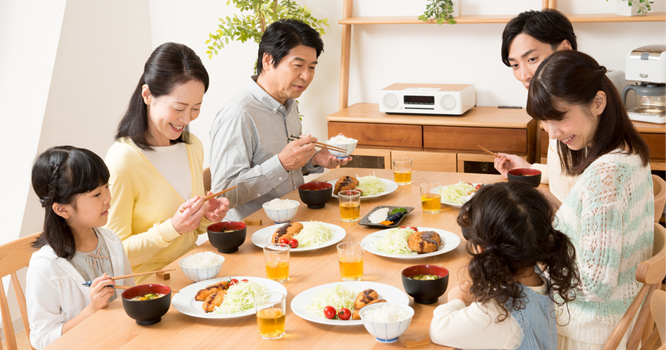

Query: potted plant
205 0 328 59
612 0 653 16
418 0 459 25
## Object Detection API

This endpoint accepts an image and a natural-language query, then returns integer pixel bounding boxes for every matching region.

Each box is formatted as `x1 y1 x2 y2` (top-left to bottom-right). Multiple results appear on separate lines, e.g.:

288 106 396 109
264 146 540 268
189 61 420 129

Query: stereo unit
379 83 475 116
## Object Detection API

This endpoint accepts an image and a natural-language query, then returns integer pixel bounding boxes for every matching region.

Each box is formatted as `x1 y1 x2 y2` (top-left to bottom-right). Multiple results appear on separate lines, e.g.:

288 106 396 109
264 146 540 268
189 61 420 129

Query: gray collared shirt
209 76 321 220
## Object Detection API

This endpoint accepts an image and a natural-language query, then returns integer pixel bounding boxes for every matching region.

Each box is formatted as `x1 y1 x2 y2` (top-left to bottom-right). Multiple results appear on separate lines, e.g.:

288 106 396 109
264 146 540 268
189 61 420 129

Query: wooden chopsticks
111 269 175 281
114 285 179 293
478 145 499 157
179 186 238 213
287 135 347 153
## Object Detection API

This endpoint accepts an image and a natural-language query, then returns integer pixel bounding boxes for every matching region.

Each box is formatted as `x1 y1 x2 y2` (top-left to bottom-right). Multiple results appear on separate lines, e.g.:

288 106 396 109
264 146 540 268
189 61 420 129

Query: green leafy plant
613 0 653 14
205 0 328 59
419 0 456 25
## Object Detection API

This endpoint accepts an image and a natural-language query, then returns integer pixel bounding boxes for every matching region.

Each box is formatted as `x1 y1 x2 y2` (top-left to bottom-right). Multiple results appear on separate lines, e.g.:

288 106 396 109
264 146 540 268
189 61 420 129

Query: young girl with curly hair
430 182 581 349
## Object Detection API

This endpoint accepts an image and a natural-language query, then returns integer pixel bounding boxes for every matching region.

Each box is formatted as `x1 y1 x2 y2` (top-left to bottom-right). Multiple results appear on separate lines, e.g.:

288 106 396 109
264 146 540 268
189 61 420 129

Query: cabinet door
341 147 391 169
391 150 456 172
456 152 527 174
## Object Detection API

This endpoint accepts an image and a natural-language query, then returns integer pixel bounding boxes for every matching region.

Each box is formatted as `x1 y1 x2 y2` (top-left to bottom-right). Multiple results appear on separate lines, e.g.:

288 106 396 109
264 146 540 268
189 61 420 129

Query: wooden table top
48 168 506 350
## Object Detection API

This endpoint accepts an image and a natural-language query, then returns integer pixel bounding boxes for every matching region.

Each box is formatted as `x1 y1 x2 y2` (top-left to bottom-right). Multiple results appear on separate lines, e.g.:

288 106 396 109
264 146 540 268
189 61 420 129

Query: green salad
213 280 269 314
356 175 386 196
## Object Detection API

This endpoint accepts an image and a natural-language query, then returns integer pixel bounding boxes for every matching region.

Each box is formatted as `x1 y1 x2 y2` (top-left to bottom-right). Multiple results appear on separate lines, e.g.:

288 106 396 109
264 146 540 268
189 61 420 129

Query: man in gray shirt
210 19 350 221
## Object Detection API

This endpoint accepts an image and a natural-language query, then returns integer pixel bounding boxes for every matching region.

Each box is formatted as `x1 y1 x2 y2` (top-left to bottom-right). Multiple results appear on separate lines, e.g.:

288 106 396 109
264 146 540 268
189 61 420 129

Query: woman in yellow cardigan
105 43 229 282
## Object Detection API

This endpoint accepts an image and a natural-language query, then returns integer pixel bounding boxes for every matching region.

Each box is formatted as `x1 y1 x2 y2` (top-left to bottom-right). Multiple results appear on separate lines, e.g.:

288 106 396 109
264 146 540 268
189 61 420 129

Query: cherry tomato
229 278 239 286
241 279 249 283
475 184 483 189
410 227 418 232
338 308 351 320
280 238 290 245
323 306 336 319
288 238 299 249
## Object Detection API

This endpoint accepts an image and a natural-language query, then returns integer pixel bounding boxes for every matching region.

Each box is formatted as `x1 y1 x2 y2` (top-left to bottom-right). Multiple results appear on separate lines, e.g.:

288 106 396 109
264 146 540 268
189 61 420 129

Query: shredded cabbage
374 227 417 255
213 280 270 314
440 181 475 204
356 174 386 197
294 221 334 248
306 285 356 318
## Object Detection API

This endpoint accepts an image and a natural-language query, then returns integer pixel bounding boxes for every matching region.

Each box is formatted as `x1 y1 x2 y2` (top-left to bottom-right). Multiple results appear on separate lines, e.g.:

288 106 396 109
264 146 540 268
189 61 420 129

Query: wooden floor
1 330 31 350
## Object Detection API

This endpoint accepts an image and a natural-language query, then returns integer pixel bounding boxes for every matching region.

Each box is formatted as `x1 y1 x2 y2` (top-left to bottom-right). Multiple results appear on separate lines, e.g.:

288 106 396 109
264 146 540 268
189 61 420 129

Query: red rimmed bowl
401 265 449 304
207 221 247 253
507 168 542 188
121 284 172 325
298 182 333 209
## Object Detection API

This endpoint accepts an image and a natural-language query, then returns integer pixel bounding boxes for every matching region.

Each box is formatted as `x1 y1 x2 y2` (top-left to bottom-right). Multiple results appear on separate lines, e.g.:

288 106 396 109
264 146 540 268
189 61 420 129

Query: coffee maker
622 45 666 124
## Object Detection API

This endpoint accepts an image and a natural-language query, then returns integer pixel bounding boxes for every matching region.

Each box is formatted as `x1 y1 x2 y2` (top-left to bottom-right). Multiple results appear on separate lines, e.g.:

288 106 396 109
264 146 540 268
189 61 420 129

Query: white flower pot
617 0 641 16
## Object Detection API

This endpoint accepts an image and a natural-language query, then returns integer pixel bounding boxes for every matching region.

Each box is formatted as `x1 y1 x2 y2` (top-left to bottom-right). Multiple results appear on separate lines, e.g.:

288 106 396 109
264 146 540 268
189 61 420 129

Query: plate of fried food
361 227 461 259
439 181 483 207
290 281 409 326
171 276 287 319
250 221 346 251
328 174 398 199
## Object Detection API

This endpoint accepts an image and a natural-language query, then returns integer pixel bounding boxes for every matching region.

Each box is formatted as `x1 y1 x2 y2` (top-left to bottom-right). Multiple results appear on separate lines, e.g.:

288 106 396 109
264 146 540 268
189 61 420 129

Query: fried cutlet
271 222 303 243
334 176 359 194
408 231 442 254
202 289 227 313
194 280 230 301
354 289 379 309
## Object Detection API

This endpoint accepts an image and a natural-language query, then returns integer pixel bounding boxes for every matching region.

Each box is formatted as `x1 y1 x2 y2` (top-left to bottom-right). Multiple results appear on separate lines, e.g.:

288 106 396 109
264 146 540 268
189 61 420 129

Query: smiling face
508 34 571 89
55 184 111 236
541 92 606 151
143 79 205 147
257 44 318 105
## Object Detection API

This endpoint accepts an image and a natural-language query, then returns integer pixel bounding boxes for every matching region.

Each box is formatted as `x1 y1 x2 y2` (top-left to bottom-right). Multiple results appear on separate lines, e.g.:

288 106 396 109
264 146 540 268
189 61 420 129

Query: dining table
48 168 510 350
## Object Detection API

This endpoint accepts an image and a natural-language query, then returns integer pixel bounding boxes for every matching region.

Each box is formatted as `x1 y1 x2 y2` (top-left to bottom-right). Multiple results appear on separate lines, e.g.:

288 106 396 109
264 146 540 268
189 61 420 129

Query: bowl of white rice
359 303 414 343
326 135 357 158
178 251 225 283
262 199 300 224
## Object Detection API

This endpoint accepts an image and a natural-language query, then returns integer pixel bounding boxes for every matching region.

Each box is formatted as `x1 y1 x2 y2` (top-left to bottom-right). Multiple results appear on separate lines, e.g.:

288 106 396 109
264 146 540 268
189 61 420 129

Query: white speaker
379 83 475 116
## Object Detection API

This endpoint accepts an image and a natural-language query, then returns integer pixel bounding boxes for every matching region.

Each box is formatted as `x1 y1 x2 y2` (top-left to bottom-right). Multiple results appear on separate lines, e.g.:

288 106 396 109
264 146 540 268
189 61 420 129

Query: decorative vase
617 0 641 16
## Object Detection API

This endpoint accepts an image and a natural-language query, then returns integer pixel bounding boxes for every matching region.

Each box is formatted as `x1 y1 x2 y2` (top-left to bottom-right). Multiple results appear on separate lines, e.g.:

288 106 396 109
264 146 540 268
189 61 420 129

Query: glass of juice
338 189 361 222
393 157 412 185
420 182 442 214
263 243 290 283
255 291 286 340
337 242 364 281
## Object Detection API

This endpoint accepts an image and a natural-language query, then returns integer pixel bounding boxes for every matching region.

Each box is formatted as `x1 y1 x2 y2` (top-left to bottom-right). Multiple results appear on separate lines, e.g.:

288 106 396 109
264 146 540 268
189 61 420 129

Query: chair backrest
651 289 666 347
203 166 211 193
603 223 666 350
653 175 666 222
0 233 39 350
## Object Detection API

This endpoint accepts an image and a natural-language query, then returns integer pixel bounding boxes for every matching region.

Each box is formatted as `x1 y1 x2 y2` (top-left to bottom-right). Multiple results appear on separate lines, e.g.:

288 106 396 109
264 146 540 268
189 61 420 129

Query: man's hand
311 149 352 169
278 135 317 171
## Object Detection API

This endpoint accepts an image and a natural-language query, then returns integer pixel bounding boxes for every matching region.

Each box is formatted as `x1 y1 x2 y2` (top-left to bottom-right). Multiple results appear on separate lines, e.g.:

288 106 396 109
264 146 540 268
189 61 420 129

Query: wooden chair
203 167 211 193
652 289 666 347
0 233 39 350
653 175 666 222
603 223 666 350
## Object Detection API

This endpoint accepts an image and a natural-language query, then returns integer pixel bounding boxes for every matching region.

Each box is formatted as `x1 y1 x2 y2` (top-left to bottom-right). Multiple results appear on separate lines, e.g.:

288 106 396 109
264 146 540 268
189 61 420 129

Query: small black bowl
401 265 449 304
507 168 542 188
298 182 333 209
207 221 247 253
121 284 171 325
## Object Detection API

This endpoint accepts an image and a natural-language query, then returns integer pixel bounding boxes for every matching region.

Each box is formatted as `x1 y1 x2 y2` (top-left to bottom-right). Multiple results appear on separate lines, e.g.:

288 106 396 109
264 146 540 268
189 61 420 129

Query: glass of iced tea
393 157 412 185
338 189 361 222
420 182 442 214
337 242 364 281
264 243 290 283
255 291 286 340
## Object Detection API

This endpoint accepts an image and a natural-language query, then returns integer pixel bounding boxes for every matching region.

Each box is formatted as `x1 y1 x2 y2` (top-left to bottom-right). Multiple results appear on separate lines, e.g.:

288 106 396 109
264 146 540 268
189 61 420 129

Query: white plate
328 177 399 199
361 227 461 259
290 281 409 326
171 276 287 319
439 183 482 208
250 222 346 251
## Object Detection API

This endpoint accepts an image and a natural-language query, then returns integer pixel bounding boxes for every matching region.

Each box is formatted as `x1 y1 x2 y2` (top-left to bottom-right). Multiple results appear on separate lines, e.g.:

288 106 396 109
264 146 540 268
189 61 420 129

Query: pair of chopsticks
114 285 180 293
478 145 499 157
287 135 346 153
82 269 176 287
179 186 238 213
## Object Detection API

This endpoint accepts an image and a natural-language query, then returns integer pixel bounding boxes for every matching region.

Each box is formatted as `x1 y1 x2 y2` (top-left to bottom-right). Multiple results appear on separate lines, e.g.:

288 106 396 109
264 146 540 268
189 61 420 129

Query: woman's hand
88 273 115 311
494 153 531 178
173 196 206 234
447 281 475 306
203 192 230 222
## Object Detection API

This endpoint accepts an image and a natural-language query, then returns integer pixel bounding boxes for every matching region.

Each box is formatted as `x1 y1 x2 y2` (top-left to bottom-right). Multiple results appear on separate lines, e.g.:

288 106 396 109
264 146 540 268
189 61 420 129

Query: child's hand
173 196 206 234
203 192 229 222
88 273 115 310
447 281 475 306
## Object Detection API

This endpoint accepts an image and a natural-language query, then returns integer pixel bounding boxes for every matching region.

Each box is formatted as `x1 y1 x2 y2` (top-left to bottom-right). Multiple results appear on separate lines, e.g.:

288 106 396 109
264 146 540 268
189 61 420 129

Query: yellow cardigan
104 135 212 282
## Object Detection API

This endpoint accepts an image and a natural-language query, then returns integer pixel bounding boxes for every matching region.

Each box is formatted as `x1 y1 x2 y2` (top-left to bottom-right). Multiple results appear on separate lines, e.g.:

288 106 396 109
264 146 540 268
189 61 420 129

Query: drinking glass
255 291 286 340
337 242 364 281
338 189 361 222
264 243 290 283
393 157 412 185
420 182 442 214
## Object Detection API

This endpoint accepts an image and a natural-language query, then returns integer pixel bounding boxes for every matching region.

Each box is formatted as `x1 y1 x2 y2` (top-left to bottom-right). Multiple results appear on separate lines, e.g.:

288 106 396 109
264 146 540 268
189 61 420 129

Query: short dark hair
526 50 650 176
457 182 580 323
256 19 324 75
116 42 209 150
501 9 577 67
31 146 110 260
